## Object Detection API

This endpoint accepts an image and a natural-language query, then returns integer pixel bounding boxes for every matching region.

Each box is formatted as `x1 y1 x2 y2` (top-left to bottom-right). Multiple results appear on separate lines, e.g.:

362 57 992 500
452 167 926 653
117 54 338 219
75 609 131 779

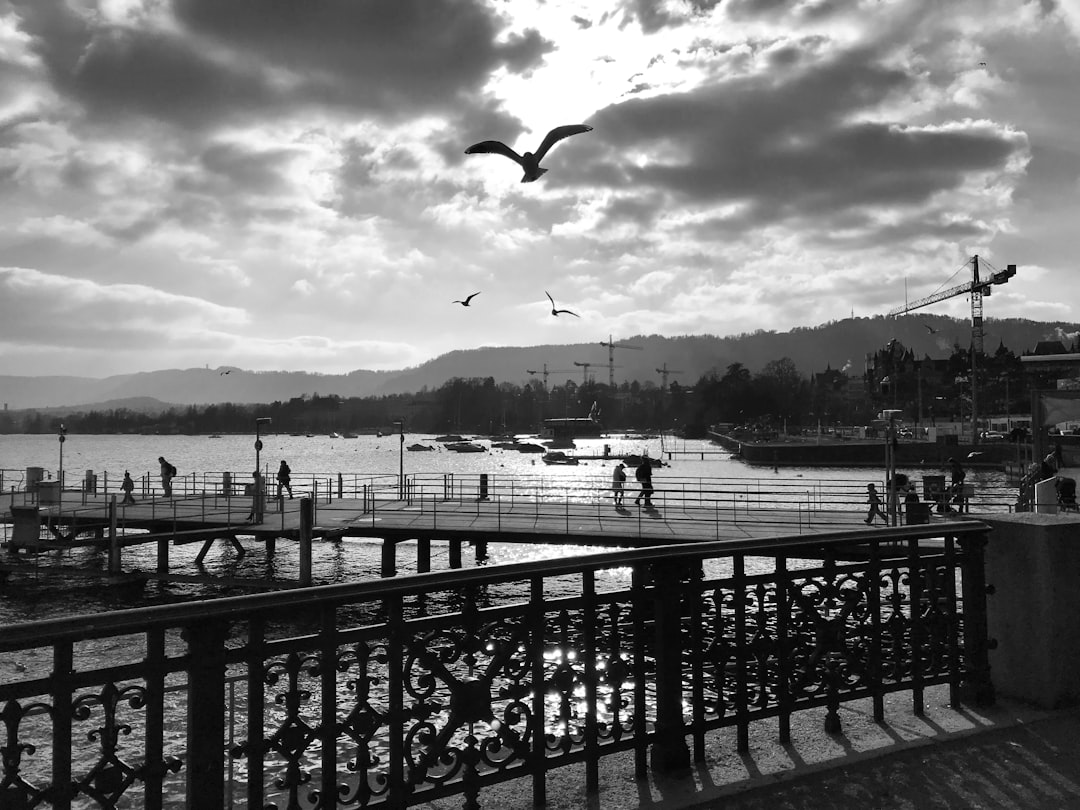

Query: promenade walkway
420 686 1080 810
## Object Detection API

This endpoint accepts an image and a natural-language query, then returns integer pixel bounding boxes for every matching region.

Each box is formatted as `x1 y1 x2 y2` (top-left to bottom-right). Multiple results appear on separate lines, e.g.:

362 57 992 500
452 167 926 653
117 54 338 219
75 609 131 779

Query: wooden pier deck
1 489 971 588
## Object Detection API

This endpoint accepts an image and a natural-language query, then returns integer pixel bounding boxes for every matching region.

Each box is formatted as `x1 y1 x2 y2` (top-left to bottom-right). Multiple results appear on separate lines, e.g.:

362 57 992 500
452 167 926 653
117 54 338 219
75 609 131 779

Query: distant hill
2 316 1076 410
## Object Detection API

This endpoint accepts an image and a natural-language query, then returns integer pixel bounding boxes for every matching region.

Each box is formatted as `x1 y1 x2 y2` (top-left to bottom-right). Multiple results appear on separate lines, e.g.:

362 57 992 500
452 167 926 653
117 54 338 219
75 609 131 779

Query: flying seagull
465 124 593 182
924 323 938 334
546 291 580 318
453 292 480 307
220 370 232 375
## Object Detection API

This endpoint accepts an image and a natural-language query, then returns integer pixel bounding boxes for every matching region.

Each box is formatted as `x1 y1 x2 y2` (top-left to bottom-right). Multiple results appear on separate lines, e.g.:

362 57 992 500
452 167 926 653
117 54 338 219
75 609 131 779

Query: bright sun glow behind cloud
0 0 1076 377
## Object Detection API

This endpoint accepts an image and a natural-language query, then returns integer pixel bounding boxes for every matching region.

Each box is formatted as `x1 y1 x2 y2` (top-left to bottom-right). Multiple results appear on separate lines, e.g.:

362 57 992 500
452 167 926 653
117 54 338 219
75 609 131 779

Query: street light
393 420 404 498
253 417 271 523
999 372 1011 432
57 423 67 501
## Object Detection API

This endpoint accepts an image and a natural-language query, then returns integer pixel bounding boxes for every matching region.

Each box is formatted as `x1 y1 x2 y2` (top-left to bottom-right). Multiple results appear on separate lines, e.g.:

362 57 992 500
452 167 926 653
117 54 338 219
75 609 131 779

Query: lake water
0 431 1009 626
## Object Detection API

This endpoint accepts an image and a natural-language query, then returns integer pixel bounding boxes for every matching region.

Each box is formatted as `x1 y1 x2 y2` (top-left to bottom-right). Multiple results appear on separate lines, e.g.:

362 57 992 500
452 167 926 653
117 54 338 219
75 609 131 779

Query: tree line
0 339 1054 437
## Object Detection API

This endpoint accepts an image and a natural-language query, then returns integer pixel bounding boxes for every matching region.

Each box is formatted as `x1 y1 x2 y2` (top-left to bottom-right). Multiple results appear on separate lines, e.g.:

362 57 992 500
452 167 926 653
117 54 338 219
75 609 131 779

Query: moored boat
541 451 579 465
445 441 487 453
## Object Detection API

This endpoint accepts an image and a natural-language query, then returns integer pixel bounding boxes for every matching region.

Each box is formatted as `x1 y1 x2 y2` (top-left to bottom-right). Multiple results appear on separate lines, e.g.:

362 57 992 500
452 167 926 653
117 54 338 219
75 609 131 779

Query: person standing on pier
276 460 293 499
158 456 176 497
947 457 966 512
634 455 654 509
612 462 626 506
865 483 887 525
121 471 136 505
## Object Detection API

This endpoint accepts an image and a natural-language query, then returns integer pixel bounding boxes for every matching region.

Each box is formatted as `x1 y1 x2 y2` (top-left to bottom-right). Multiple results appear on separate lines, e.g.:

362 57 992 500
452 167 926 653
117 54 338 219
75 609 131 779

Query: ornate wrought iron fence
0 522 993 809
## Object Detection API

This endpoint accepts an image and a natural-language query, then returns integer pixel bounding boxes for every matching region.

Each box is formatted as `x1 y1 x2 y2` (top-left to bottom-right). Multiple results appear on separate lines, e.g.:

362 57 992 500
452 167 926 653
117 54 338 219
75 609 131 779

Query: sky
1 0 1078 378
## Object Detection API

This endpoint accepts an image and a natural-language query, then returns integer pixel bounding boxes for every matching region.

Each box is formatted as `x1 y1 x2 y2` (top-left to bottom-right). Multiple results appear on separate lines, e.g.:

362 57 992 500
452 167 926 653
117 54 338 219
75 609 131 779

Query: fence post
108 496 120 574
649 559 691 774
958 530 996 706
185 618 229 810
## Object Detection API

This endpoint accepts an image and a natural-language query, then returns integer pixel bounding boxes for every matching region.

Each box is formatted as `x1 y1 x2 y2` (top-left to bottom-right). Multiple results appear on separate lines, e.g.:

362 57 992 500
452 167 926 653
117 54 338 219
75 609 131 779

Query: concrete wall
982 514 1080 708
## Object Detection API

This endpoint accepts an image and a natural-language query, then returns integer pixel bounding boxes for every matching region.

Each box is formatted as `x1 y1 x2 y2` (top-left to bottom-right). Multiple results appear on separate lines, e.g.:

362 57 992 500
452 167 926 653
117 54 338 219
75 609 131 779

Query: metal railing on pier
0 519 994 809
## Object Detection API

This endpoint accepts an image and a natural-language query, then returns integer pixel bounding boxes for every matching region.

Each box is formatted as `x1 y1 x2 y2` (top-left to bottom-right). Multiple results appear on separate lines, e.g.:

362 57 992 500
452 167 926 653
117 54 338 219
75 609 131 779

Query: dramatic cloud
0 0 1075 377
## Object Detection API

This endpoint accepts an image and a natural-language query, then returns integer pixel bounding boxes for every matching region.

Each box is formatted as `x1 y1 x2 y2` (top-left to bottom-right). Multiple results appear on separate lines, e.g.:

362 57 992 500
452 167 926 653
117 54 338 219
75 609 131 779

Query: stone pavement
421 686 1080 809
683 704 1080 810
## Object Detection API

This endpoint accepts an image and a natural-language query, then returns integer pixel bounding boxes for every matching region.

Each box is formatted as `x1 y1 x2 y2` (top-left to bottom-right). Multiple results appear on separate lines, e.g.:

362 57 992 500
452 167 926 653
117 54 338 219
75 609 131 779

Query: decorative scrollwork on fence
0 698 52 808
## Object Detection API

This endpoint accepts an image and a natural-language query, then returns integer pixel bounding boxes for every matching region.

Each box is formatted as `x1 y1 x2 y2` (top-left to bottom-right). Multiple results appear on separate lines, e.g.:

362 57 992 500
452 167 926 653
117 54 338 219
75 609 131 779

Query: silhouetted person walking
634 455 654 509
158 456 176 497
865 483 886 525
121 471 136 505
277 460 293 499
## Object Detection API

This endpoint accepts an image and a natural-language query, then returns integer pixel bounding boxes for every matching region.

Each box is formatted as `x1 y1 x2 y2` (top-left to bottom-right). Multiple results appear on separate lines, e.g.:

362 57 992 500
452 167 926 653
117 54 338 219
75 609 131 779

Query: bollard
299 497 313 587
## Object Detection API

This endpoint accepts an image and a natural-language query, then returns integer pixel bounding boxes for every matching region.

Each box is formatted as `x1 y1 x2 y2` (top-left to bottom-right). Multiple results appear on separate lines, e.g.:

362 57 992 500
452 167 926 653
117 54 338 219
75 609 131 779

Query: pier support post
417 537 431 573
157 536 169 576
449 539 462 569
381 539 396 578
107 496 120 575
300 498 313 587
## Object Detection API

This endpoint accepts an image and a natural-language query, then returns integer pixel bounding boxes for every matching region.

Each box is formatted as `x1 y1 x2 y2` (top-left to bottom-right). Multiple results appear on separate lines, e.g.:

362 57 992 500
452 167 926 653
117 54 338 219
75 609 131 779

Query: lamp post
254 417 271 523
394 420 404 498
955 376 968 442
57 423 67 501
999 372 1011 431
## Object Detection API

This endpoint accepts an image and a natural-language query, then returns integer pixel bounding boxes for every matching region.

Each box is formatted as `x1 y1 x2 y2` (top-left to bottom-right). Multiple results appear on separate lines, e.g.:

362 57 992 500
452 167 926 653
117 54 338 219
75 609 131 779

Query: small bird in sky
924 323 938 334
452 292 480 307
465 124 593 182
967 451 984 460
546 291 580 318
220 370 232 375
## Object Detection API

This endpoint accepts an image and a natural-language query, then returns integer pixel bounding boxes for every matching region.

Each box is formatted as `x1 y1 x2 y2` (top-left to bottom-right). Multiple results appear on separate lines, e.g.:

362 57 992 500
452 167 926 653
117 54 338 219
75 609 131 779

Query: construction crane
525 364 577 390
656 363 684 390
887 255 1017 444
575 360 620 385
598 335 642 387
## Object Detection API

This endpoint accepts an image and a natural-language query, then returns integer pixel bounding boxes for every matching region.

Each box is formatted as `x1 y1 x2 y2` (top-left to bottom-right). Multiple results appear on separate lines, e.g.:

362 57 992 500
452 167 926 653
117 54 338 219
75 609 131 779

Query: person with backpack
634 454 654 509
276 460 293 499
158 456 176 497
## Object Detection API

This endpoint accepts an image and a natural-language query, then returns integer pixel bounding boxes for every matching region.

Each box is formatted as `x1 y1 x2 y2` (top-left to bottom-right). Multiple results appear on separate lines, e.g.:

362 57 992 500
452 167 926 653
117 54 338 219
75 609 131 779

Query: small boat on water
515 443 546 454
407 443 435 452
342 432 359 439
446 441 487 453
543 438 577 450
329 432 342 439
623 455 665 468
436 434 466 443
208 434 222 439
542 451 579 465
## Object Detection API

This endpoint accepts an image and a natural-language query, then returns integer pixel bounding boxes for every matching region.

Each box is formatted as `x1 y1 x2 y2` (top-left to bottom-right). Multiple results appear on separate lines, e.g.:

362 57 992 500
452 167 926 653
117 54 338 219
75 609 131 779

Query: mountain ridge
2 316 1076 410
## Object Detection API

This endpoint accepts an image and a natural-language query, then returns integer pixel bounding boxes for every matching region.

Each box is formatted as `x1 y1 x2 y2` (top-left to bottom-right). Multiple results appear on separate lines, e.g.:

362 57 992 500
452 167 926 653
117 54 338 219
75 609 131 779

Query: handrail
0 521 988 646
0 516 995 810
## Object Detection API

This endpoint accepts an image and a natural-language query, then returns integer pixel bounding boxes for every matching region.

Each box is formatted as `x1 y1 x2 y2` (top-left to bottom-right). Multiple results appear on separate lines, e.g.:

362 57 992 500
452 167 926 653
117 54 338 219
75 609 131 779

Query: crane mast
888 255 1017 444
598 335 642 387
525 364 577 390
656 364 684 390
